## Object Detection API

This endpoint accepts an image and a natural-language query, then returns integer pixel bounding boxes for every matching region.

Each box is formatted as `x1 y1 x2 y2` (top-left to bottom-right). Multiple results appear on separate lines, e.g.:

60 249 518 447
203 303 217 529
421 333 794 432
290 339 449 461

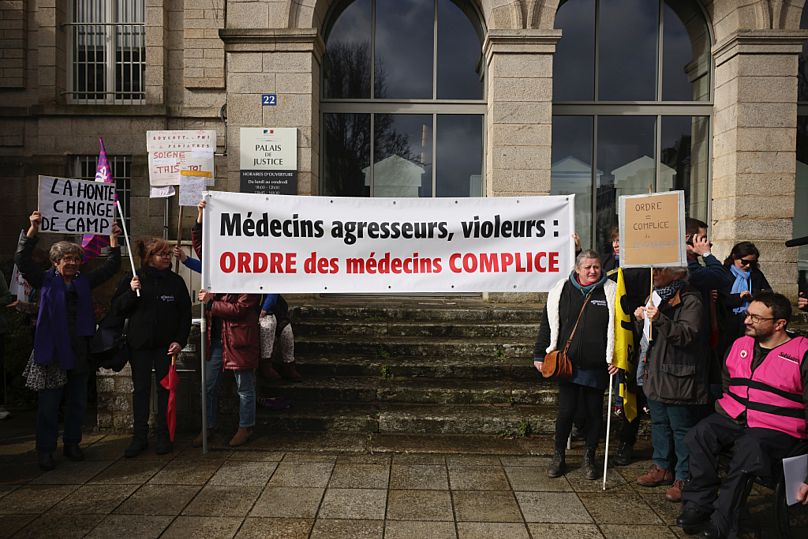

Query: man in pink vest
677 291 808 537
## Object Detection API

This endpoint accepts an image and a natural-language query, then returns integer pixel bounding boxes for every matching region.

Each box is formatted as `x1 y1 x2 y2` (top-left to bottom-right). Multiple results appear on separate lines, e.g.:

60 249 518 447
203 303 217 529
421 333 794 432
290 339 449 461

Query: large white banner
202 192 575 293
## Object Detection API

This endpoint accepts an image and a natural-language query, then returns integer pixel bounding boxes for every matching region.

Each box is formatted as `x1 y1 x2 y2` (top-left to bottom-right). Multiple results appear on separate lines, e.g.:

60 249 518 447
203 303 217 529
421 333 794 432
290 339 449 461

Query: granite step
291 355 537 380
292 302 542 323
255 401 556 436
292 319 539 339
259 376 556 406
295 336 533 359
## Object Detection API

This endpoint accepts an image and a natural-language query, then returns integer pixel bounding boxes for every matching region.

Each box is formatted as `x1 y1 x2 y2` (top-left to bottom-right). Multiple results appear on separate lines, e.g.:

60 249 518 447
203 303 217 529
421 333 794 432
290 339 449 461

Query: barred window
68 0 145 104
73 155 132 238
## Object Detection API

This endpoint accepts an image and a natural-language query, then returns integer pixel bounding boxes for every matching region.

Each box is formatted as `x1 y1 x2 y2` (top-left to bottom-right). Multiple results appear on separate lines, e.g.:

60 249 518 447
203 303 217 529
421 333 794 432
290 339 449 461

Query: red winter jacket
205 293 260 370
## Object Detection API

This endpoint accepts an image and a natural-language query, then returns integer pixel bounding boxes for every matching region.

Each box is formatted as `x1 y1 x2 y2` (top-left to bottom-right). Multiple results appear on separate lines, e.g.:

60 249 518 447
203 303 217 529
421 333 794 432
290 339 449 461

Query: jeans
36 369 88 452
130 347 170 441
647 398 700 480
206 339 256 429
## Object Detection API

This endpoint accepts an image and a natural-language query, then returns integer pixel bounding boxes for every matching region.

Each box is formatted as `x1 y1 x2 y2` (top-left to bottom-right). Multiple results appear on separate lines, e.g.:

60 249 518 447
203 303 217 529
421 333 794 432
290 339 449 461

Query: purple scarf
34 269 95 370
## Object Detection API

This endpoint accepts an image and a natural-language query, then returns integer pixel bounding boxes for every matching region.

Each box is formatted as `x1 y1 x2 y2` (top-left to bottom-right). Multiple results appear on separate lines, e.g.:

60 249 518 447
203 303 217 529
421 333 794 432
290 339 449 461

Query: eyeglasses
60 256 82 263
154 252 172 258
738 258 757 267
743 311 776 323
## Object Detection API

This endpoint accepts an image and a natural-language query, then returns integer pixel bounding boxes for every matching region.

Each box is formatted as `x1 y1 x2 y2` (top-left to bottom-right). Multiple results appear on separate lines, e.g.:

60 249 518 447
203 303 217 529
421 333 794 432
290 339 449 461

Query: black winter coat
113 266 192 351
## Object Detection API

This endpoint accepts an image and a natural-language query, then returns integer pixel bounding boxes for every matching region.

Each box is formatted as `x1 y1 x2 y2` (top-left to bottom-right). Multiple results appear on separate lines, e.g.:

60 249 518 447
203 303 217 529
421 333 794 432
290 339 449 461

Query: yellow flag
613 268 638 422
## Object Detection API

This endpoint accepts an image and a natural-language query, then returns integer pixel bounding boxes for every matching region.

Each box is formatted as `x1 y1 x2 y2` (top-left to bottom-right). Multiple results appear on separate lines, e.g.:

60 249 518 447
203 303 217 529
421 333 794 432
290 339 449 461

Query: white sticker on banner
201 192 576 294
150 186 176 198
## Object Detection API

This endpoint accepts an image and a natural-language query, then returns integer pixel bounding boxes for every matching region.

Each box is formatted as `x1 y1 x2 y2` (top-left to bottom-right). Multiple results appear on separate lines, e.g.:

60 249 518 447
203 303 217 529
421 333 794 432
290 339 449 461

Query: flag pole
603 372 614 490
199 192 209 454
116 200 139 298
174 205 184 273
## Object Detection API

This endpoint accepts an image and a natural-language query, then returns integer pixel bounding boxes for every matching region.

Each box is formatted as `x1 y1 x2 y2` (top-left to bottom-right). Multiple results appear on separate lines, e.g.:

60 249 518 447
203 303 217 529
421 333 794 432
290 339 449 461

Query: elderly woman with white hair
633 266 706 503
15 211 121 471
534 249 619 480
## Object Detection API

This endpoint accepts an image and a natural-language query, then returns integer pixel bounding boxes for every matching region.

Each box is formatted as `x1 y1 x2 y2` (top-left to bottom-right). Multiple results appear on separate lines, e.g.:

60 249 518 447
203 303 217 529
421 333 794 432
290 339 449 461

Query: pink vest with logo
716 335 808 439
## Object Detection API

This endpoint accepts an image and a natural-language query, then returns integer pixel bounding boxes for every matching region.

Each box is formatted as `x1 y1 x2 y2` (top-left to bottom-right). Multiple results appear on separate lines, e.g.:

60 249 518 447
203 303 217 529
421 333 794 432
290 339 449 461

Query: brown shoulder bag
541 291 593 380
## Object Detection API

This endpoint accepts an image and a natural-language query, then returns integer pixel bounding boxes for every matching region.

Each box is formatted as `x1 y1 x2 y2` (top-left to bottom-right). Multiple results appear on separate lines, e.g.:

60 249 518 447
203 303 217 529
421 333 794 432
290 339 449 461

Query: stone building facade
2 0 808 298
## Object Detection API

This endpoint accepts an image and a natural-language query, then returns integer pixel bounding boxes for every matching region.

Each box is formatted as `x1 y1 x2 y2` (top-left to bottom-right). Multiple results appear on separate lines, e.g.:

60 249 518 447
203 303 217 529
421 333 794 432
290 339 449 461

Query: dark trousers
130 347 170 440
555 381 604 452
36 369 88 452
683 413 798 535
619 385 647 445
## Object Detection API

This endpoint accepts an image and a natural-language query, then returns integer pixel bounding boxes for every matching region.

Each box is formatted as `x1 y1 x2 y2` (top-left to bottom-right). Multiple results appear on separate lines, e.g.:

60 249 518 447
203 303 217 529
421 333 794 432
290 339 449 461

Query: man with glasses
677 291 808 537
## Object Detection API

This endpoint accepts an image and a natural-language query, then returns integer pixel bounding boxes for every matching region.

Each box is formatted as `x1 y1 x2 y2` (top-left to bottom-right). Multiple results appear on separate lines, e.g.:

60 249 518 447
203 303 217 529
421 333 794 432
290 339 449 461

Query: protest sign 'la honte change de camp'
37 175 116 235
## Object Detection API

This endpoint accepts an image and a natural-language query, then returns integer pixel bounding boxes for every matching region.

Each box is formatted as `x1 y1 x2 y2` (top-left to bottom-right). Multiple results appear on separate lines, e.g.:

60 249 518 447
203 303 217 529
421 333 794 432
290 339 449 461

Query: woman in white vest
533 249 619 480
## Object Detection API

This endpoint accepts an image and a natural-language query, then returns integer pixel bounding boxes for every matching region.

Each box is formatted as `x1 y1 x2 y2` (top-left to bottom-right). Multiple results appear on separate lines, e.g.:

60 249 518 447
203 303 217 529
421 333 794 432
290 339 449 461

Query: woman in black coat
113 237 191 458
716 242 771 358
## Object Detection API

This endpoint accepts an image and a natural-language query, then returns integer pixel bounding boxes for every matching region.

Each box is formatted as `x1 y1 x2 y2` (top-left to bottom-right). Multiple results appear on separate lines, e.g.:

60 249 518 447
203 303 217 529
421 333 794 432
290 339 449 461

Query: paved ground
0 411 803 538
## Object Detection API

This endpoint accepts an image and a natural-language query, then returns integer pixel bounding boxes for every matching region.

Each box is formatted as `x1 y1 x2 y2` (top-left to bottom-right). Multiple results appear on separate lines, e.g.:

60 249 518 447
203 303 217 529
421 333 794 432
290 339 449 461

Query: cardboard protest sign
37 175 115 235
179 173 207 207
147 130 216 186
618 191 686 267
201 192 576 294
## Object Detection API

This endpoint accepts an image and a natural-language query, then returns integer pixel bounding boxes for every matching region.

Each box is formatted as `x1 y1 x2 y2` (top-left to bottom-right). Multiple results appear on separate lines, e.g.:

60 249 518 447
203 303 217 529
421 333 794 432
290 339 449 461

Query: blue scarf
568 271 607 295
729 264 751 315
34 269 95 370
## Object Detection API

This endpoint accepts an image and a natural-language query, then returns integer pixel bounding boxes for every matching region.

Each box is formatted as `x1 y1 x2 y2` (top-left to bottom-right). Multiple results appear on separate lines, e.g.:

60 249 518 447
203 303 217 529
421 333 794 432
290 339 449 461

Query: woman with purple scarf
15 211 121 471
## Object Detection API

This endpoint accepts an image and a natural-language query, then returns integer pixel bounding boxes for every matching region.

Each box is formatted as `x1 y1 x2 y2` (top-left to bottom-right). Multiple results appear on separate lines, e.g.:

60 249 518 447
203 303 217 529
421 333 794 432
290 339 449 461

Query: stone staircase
255 297 557 436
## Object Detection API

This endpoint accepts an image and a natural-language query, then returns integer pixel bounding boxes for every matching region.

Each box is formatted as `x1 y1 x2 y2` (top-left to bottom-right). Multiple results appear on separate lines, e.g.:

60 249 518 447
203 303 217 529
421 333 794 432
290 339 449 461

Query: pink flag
81 138 115 261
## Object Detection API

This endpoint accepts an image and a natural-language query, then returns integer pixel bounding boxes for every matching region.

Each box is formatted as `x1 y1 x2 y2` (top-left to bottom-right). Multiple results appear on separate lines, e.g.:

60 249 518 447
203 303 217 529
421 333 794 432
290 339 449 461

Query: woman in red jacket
196 290 260 447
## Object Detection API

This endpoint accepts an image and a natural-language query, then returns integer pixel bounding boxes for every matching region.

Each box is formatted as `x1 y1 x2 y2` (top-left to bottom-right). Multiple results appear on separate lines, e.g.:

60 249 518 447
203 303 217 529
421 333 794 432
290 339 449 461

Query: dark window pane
437 0 482 99
596 116 656 254
323 113 371 196
552 116 594 248
661 116 709 222
553 0 595 101
324 0 372 98
436 115 482 197
375 0 433 99
800 7 808 101
599 0 658 101
663 2 710 101
373 114 432 197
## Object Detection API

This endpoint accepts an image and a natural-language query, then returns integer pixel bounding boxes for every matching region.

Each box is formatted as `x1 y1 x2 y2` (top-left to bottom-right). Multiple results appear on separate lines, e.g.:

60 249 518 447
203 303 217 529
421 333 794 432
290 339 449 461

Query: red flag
160 356 180 442
81 138 115 261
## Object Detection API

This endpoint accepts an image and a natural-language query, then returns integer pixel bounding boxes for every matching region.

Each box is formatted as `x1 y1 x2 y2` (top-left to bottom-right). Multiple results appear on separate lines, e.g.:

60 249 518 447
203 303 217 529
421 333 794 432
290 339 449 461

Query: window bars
67 0 145 104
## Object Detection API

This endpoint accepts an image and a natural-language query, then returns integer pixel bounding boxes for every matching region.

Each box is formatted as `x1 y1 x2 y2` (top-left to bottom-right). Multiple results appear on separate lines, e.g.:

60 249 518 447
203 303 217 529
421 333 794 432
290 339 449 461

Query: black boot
124 437 148 458
615 442 633 466
547 450 566 478
155 434 172 455
63 444 84 462
583 447 598 480
37 451 55 471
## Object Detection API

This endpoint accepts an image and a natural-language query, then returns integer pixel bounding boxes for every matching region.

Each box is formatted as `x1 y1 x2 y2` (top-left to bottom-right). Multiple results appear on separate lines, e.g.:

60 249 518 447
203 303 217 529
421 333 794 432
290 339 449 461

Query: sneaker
636 464 674 487
124 437 148 458
547 450 566 478
666 479 684 502
277 362 303 382
228 427 253 447
63 444 85 462
614 442 634 466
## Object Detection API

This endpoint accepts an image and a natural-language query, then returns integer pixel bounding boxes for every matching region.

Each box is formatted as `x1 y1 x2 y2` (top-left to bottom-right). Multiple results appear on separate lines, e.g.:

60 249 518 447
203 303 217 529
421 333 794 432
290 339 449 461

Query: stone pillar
145 0 166 104
711 30 808 299
483 29 560 197
219 29 324 195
